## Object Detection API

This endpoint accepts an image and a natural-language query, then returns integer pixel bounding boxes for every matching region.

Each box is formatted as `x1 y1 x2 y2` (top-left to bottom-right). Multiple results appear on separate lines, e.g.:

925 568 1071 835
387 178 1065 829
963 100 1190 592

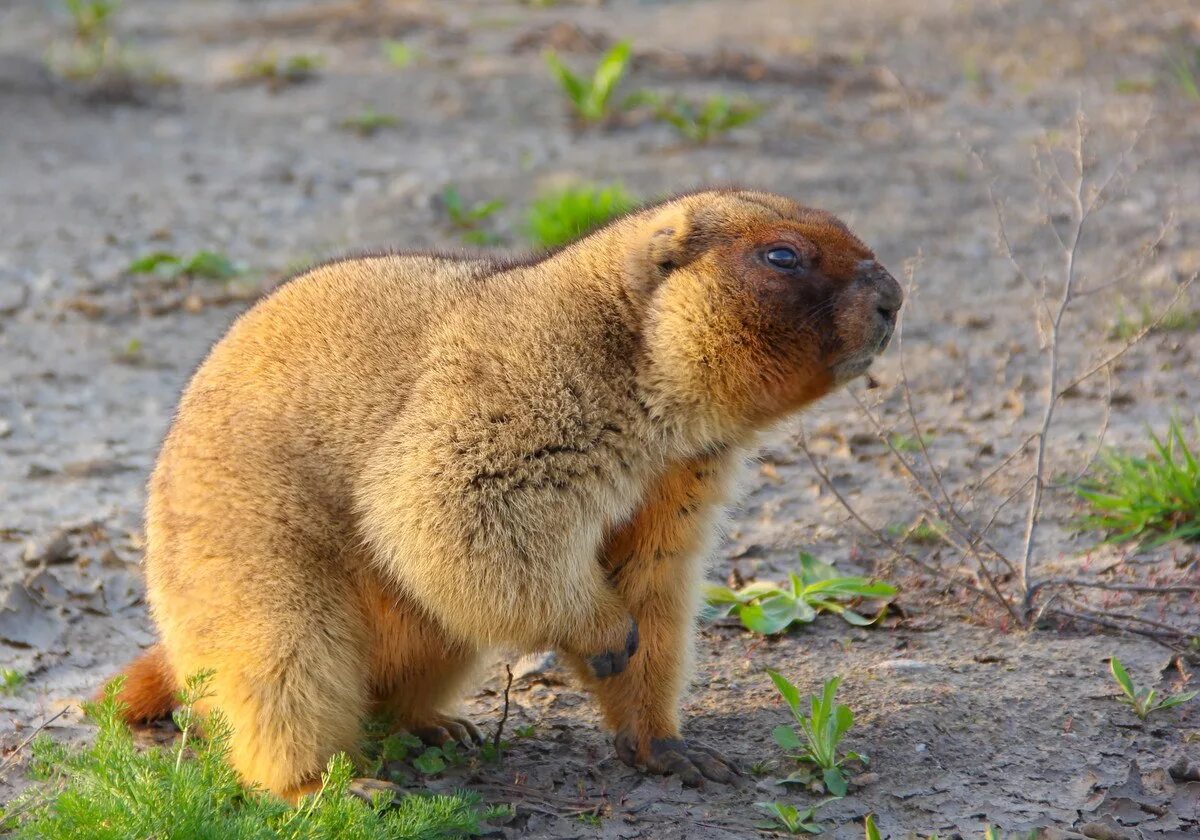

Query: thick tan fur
108 190 900 800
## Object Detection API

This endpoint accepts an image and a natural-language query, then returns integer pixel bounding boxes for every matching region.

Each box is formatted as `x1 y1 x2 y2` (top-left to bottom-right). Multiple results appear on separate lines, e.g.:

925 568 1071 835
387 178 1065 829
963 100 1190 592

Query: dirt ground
2 0 1199 837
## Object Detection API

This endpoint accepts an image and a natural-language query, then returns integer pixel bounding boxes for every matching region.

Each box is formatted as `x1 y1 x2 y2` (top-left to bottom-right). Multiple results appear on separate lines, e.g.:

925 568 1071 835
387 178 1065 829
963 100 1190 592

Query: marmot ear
630 205 700 294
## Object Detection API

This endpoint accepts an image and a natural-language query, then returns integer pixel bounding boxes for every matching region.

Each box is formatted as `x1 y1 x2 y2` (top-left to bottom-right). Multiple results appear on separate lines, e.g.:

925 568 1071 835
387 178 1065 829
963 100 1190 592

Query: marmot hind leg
149 542 374 802
362 581 485 747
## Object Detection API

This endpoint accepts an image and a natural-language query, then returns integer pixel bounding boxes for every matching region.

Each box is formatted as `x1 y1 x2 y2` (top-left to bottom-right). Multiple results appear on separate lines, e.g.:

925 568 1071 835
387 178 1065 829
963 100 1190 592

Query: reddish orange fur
111 644 177 723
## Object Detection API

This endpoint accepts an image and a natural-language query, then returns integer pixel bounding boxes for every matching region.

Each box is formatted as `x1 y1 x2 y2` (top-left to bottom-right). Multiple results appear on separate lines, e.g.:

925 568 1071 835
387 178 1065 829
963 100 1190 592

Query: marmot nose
859 260 903 322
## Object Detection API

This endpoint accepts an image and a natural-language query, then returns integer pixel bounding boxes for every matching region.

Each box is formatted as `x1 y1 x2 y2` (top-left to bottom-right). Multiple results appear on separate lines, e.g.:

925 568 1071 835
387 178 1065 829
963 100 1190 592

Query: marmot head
627 190 902 438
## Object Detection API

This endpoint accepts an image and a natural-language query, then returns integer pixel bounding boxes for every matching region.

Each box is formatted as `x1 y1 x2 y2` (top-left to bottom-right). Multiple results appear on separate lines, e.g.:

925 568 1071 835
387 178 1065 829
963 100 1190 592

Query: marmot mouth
832 354 875 381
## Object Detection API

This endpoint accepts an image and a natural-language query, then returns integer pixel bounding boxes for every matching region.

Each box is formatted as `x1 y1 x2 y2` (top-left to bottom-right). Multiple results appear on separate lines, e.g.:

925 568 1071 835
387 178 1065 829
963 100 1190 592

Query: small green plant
441 187 505 246
1 676 497 838
340 107 399 137
865 814 882 840
885 517 947 547
1109 656 1197 721
767 672 865 796
1 668 25 695
113 337 144 364
704 553 895 635
1076 418 1200 546
754 800 831 835
524 183 638 250
237 52 323 88
887 432 933 454
51 0 165 84
381 40 416 68
514 724 535 738
1168 47 1200 100
1110 301 1200 340
544 40 632 125
126 250 240 281
646 93 763 143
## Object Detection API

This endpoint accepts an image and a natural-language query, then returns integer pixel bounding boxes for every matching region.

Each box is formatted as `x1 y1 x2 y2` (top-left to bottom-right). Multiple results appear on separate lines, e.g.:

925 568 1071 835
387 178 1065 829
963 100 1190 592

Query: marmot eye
764 247 799 269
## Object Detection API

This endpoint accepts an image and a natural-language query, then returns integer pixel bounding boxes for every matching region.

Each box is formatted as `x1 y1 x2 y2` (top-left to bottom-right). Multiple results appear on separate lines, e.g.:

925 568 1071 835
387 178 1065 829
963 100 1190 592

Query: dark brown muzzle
859 260 903 352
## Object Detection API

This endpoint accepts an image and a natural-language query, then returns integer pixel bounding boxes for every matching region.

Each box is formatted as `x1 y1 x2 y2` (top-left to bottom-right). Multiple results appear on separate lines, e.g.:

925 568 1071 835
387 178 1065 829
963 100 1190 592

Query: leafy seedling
381 39 416 68
1109 656 1197 721
647 93 763 143
767 671 865 797
754 799 832 835
704 553 895 635
441 187 505 246
126 250 240 281
1169 47 1200 101
544 40 632 125
340 107 399 137
524 183 638 250
1 668 25 695
1076 417 1200 547
237 52 322 90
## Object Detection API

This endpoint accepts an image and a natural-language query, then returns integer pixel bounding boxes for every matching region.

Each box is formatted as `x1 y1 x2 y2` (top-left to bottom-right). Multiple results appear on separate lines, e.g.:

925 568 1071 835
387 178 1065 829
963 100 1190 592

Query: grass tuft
1 677 497 839
643 93 764 143
1076 417 1200 547
524 183 637 250
1 668 26 695
544 41 633 125
341 107 400 137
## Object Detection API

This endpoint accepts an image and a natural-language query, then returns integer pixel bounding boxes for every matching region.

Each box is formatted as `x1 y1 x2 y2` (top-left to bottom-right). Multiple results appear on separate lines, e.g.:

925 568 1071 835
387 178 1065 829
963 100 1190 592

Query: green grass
1169 47 1200 100
703 553 896 635
544 40 633 125
50 0 168 85
885 517 947 547
0 676 500 839
644 93 764 143
1 668 26 695
237 52 323 87
1109 301 1200 340
441 187 504 246
382 40 416 69
341 107 400 137
126 250 240 281
524 183 637 250
1076 417 1200 547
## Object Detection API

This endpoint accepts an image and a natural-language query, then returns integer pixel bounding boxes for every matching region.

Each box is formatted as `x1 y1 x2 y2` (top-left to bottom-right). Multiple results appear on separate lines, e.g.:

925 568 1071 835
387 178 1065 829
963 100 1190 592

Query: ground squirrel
108 189 902 801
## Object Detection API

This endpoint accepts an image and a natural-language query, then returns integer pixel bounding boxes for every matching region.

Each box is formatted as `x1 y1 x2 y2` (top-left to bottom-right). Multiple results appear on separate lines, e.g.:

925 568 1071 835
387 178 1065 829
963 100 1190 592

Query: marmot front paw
587 618 639 678
615 732 740 786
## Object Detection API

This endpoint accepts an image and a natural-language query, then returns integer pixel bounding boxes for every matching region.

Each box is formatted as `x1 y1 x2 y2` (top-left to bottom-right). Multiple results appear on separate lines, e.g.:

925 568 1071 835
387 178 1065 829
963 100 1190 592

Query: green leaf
772 724 803 752
1109 657 1136 700
590 40 631 112
126 251 180 275
182 250 238 280
864 815 882 840
798 552 839 583
833 704 854 739
766 669 801 711
823 766 848 797
740 592 803 634
1153 690 1197 710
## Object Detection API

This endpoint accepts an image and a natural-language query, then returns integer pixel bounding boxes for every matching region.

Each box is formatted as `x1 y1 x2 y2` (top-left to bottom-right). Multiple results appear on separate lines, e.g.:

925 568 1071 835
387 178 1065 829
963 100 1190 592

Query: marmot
108 189 901 801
